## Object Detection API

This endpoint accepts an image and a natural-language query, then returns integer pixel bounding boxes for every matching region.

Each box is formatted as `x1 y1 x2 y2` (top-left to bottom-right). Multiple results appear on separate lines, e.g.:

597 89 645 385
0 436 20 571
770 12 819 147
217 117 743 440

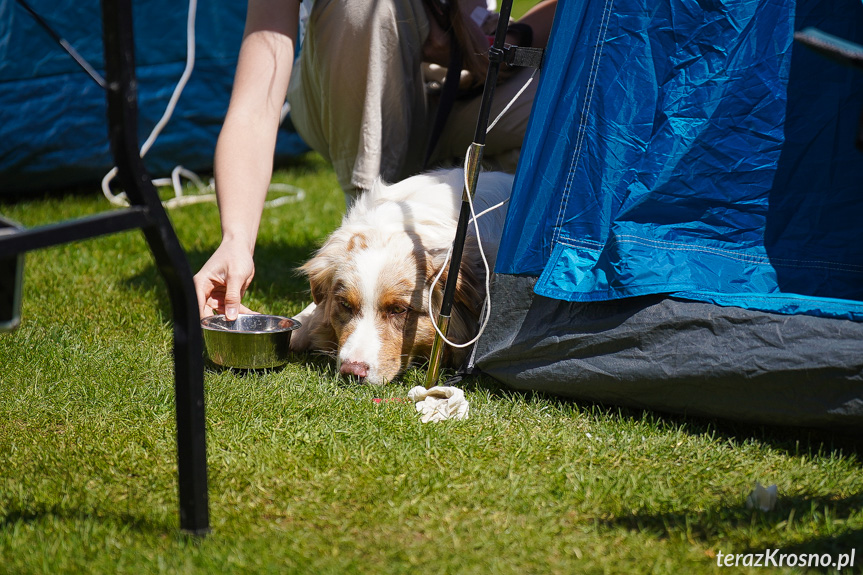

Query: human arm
193 0 300 319
510 0 556 49
422 0 558 79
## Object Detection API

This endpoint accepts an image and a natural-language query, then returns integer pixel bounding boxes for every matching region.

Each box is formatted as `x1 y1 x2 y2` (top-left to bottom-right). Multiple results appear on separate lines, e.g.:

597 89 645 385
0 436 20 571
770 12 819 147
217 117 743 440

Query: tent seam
554 235 863 273
551 0 615 248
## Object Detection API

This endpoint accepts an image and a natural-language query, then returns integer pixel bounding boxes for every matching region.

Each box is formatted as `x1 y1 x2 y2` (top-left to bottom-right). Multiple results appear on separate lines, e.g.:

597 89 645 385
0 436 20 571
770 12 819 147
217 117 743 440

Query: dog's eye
389 305 409 316
338 299 353 311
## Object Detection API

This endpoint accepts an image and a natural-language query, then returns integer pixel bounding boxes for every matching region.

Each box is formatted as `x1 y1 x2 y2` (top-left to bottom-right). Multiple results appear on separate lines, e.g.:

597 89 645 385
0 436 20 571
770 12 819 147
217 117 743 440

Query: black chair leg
101 0 210 535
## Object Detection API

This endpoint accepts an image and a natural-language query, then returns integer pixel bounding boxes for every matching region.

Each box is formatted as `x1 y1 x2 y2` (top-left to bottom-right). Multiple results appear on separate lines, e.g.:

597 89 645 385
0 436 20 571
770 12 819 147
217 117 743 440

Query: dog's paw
289 302 317 351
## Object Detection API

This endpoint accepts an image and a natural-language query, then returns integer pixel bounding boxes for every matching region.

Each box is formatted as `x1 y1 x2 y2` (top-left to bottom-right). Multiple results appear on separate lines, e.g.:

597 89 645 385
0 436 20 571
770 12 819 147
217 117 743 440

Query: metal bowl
201 314 301 369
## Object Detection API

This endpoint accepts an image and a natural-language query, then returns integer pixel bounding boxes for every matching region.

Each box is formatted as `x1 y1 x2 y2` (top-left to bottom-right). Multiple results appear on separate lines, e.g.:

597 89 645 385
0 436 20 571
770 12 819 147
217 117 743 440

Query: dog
289 168 513 384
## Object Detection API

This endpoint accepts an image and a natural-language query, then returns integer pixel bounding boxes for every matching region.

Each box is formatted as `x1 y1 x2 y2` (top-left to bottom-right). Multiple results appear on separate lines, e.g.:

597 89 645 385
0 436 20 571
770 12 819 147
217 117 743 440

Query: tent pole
425 0 515 387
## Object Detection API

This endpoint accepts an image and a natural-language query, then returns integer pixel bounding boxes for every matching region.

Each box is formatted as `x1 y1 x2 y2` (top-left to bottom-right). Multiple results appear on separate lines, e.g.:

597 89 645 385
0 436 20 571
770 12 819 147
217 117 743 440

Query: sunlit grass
1 150 860 574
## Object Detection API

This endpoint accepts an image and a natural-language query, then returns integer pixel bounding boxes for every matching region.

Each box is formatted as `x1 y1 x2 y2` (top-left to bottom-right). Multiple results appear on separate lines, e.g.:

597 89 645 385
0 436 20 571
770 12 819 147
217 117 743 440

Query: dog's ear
425 239 484 355
301 261 333 305
299 241 340 305
454 237 485 312
426 247 451 300
300 230 372 304
426 237 484 313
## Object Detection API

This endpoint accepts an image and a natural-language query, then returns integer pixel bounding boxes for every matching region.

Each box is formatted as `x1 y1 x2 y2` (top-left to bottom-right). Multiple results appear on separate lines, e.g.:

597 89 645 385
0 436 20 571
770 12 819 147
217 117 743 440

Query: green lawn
1 151 861 574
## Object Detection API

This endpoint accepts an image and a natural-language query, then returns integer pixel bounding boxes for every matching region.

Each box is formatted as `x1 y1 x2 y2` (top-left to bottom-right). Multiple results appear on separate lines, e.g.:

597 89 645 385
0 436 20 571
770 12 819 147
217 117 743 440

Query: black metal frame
424 0 544 386
0 0 209 535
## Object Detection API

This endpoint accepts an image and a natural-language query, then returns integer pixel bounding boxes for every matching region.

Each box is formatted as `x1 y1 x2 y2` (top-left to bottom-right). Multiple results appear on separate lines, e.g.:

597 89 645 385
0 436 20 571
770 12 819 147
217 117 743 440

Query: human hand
193 240 257 320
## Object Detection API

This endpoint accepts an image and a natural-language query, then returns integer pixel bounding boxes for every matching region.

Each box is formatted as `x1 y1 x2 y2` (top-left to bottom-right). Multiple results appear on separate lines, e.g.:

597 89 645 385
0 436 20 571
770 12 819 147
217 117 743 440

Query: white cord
101 0 305 211
140 0 197 160
426 68 531 348
426 170 498 349
485 68 537 133
101 0 197 208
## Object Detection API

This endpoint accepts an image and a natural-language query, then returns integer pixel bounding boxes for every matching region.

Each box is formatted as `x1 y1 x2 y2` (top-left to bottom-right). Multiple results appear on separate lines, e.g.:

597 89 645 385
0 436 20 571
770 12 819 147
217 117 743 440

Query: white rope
426 66 533 349
101 0 305 211
485 68 537 133
426 172 495 349
101 0 197 208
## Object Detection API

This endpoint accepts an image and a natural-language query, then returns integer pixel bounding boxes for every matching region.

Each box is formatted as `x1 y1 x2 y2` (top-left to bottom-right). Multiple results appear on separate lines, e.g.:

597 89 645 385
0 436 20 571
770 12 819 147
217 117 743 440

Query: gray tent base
472 274 863 430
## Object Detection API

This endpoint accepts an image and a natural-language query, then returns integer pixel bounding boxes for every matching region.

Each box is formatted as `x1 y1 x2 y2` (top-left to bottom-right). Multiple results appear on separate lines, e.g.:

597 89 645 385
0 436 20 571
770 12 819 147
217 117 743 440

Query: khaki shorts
287 0 539 201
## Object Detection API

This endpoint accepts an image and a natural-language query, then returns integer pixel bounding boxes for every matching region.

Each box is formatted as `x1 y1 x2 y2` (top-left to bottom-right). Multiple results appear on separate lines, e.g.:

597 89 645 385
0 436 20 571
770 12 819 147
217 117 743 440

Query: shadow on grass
202 350 337 376
0 505 173 538
123 240 321 321
775 531 862 571
459 374 863 457
595 491 863 571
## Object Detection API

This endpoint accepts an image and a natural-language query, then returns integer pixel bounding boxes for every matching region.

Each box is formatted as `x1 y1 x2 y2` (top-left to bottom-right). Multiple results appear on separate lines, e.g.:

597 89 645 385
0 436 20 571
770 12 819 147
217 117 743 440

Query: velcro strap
504 46 545 69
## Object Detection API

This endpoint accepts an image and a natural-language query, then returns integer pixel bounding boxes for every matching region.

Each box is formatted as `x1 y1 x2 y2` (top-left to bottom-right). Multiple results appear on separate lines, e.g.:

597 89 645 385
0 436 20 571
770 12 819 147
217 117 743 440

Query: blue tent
474 0 863 428
0 0 306 194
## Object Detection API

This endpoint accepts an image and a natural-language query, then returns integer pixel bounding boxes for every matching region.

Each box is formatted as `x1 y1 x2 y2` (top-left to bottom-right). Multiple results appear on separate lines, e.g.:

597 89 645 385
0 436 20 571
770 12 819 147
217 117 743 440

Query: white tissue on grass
407 386 469 423
746 482 778 511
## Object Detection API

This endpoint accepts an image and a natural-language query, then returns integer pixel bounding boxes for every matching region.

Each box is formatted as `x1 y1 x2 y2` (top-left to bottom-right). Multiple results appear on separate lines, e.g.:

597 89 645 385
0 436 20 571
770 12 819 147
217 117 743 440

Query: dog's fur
290 168 512 384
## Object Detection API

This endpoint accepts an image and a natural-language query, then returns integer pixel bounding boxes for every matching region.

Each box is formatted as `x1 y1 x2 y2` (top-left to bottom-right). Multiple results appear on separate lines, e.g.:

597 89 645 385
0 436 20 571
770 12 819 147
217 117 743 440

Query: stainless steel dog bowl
201 314 300 369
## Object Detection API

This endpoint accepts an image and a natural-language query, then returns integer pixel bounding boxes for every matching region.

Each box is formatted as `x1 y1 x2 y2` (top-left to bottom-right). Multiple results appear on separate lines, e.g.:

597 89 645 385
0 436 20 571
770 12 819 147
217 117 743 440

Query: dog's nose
340 361 370 379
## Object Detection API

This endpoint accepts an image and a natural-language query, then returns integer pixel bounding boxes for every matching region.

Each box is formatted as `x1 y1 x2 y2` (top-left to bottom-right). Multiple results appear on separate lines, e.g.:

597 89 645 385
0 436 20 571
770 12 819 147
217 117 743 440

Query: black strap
423 38 464 169
421 4 545 168
504 45 545 69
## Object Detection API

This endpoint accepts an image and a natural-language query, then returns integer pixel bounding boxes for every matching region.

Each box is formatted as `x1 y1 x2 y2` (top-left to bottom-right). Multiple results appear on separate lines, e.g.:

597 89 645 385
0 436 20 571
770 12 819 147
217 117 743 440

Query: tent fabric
0 0 307 194
474 0 863 428
474 275 863 429
495 0 863 321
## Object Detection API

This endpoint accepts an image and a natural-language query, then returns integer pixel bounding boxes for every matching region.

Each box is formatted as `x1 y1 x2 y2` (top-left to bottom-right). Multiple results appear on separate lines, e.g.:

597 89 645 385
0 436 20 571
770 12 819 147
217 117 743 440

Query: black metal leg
146 229 210 536
100 0 209 535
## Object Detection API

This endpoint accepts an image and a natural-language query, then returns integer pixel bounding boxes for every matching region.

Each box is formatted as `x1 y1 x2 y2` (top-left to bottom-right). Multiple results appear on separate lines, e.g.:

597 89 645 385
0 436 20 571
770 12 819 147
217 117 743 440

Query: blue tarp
0 0 306 194
497 0 863 321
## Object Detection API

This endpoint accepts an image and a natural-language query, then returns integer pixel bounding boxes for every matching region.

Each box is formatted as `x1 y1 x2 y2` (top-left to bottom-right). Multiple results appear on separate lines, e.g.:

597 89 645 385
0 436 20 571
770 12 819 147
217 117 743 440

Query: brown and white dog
289 168 513 384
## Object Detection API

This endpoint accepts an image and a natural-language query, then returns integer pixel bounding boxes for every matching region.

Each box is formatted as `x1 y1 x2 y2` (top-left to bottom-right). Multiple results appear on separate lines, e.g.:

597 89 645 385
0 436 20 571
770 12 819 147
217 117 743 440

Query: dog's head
298 173 485 384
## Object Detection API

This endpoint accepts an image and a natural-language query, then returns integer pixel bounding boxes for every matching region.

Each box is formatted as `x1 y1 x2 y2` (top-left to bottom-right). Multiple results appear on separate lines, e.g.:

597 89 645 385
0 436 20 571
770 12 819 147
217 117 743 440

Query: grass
1 150 861 574
2 1 862 566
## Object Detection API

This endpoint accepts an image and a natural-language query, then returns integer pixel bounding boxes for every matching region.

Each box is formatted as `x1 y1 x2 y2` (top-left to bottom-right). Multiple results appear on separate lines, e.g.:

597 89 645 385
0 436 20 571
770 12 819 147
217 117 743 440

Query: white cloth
746 482 778 511
408 385 470 423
